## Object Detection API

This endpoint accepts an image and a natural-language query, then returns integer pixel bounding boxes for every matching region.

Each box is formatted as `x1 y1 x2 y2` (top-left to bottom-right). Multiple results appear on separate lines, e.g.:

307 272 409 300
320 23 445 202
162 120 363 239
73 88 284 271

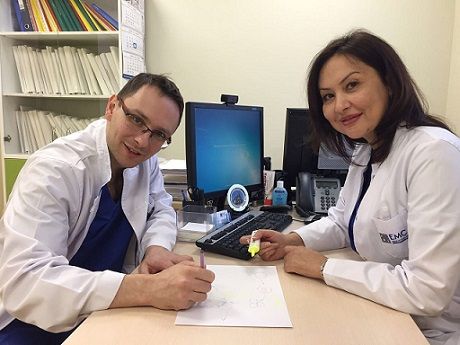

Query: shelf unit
0 1 125 212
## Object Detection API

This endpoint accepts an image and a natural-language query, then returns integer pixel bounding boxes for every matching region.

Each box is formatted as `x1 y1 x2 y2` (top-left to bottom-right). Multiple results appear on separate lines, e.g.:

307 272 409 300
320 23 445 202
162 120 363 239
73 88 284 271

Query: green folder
48 0 71 31
61 0 84 31
74 0 98 31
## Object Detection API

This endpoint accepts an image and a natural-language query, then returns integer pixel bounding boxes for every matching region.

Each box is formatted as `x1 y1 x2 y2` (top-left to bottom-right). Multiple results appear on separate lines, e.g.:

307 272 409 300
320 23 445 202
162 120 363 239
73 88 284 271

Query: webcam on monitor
220 94 238 105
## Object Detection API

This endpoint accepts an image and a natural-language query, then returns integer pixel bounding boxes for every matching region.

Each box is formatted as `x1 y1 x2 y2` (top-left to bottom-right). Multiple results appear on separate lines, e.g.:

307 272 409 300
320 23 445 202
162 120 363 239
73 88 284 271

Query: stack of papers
159 159 187 202
177 222 214 242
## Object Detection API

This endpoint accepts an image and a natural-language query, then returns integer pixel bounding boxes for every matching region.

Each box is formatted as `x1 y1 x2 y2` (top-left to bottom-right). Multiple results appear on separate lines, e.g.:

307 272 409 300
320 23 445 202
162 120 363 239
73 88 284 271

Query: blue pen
200 249 206 268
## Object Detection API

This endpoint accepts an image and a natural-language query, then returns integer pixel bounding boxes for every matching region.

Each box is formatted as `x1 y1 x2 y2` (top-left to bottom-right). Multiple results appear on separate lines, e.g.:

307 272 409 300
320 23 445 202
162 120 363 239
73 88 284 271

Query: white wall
447 0 460 132
146 0 455 169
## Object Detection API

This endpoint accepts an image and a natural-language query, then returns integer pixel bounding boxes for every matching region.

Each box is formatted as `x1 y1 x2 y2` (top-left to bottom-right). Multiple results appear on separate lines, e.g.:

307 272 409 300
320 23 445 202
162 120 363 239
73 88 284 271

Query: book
62 46 80 94
25 0 38 31
69 0 97 31
57 47 72 93
90 3 118 29
12 46 27 93
80 49 102 95
94 54 115 94
11 0 34 31
103 52 119 86
39 0 60 31
54 115 70 137
47 0 70 31
36 52 52 94
99 52 118 92
86 53 110 95
37 110 53 145
51 49 68 94
23 110 39 152
61 0 83 30
67 0 89 31
17 45 35 93
71 46 89 94
26 46 42 93
76 48 97 95
29 0 49 32
41 47 59 94
15 110 26 153
110 46 119 68
60 115 78 133
31 48 46 93
78 0 102 30
83 2 114 31
29 109 47 148
44 112 59 140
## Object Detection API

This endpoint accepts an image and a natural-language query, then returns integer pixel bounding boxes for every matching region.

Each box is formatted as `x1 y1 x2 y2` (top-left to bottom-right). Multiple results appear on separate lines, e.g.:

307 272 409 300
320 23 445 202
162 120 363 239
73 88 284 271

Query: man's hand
138 245 193 274
110 261 215 310
147 261 215 310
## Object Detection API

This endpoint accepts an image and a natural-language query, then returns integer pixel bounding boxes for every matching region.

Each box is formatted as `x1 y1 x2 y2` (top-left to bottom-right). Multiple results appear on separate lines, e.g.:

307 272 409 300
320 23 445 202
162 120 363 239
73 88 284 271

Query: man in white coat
0 73 215 344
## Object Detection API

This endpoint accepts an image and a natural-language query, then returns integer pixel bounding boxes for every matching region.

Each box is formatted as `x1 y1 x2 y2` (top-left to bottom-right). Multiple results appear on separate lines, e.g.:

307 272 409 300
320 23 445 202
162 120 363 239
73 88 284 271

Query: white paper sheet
175 265 292 328
180 222 213 233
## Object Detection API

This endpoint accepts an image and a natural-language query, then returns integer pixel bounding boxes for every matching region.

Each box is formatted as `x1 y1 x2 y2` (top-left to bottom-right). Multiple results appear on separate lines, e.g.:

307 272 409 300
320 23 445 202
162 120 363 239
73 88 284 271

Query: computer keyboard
196 210 293 260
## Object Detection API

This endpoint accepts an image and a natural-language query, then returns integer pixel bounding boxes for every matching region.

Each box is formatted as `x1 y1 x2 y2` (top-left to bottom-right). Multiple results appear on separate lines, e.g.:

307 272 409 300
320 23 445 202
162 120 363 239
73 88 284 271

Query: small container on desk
176 205 217 242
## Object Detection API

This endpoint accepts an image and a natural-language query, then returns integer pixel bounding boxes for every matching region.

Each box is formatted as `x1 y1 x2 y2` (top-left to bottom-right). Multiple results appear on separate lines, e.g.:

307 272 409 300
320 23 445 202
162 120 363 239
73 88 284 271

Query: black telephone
296 172 341 216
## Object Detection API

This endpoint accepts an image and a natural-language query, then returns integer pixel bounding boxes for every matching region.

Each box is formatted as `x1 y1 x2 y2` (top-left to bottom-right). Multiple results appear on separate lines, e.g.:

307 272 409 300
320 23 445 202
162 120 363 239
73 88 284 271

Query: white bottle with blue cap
272 180 288 206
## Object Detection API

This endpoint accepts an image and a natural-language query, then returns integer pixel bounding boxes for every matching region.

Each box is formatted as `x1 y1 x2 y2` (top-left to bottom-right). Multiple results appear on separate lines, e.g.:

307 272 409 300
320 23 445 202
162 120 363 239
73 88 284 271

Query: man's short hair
117 73 184 121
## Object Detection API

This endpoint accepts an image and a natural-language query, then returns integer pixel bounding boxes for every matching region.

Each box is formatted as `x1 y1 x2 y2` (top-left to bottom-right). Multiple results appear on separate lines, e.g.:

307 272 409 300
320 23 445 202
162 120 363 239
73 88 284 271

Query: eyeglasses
117 96 171 149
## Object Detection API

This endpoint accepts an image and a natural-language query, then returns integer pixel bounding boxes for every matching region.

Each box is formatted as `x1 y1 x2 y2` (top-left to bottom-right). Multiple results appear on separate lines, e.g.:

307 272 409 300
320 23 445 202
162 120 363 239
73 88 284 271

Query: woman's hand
284 246 327 280
240 230 304 261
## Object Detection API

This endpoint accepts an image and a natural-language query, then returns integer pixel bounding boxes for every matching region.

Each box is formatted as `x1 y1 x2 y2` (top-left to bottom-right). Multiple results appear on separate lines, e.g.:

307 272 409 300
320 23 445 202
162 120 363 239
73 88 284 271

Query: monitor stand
226 206 250 221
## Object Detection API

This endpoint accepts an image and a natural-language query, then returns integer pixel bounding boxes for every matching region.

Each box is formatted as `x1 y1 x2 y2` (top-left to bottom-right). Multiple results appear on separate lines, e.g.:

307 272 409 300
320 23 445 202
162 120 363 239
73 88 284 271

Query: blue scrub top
0 184 135 345
69 184 134 272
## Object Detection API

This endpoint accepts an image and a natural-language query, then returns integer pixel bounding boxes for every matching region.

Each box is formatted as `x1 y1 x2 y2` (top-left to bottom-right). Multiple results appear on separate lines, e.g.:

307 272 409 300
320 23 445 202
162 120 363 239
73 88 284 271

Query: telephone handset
295 172 341 215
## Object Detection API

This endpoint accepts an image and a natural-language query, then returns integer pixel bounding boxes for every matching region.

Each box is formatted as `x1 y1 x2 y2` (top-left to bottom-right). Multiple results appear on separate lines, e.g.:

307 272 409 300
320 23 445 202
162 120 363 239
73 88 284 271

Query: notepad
175 265 292 328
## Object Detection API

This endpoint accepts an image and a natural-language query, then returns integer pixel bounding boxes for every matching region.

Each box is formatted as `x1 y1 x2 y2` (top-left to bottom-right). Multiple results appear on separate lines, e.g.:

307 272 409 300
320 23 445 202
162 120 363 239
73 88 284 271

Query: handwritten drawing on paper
175 265 292 328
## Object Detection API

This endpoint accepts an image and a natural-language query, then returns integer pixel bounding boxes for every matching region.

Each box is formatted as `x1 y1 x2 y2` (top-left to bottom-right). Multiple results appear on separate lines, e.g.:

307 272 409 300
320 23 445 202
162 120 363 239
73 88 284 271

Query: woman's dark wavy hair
307 29 451 163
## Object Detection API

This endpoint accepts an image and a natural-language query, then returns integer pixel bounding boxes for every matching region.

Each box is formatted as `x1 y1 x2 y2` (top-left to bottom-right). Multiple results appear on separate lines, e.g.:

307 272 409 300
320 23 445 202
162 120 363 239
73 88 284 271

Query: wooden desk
64 221 428 345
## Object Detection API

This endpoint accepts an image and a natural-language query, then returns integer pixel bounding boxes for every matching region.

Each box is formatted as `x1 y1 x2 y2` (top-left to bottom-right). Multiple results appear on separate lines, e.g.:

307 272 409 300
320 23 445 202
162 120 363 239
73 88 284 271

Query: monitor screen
282 108 348 199
185 102 264 204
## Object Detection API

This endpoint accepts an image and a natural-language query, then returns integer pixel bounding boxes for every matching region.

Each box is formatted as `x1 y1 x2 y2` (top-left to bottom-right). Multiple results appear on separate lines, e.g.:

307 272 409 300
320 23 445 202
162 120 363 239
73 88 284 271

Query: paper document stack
159 159 188 202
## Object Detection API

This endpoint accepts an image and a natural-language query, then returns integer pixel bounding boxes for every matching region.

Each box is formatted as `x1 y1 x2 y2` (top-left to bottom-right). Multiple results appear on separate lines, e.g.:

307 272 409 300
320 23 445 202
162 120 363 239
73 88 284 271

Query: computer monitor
282 108 348 200
185 101 264 208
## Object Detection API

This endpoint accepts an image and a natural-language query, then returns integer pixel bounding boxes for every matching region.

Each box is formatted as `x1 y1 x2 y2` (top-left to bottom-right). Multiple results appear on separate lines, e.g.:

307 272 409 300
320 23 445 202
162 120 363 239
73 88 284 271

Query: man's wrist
110 274 153 308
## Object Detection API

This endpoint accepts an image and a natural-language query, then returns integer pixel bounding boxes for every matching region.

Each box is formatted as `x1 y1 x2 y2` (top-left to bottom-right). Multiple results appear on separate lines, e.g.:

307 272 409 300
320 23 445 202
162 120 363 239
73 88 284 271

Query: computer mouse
304 214 323 224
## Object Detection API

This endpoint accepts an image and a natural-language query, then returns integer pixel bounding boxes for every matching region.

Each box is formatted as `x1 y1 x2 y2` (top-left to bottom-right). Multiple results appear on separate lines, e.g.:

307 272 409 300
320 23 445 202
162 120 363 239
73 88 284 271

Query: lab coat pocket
372 211 408 259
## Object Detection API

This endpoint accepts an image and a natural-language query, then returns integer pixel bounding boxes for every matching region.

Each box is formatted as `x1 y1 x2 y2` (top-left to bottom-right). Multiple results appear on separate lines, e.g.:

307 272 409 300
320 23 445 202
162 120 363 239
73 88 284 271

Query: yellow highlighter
248 230 260 257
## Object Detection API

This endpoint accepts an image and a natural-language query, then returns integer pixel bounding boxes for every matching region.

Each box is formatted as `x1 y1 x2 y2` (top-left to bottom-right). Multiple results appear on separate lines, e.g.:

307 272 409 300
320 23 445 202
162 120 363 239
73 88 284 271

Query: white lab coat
0 119 177 332
295 125 460 344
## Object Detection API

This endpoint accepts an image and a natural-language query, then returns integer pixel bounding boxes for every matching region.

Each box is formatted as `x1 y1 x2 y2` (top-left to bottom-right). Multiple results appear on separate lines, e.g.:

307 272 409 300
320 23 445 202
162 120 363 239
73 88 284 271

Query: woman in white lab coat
243 30 460 345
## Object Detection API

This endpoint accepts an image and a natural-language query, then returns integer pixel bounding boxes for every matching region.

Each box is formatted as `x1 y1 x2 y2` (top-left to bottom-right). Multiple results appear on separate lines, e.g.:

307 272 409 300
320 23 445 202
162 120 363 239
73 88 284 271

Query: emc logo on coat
379 229 408 244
